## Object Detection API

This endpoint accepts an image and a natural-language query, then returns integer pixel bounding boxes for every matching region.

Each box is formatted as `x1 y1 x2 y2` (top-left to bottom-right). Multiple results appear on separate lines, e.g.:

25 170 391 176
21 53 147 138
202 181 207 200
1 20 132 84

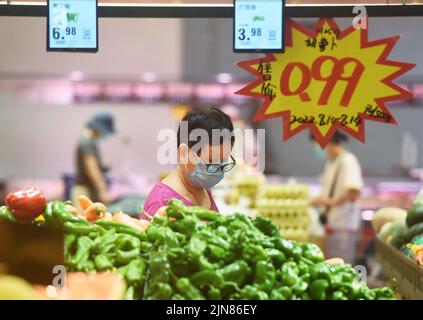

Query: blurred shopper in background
142 107 236 218
71 112 115 212
310 131 364 264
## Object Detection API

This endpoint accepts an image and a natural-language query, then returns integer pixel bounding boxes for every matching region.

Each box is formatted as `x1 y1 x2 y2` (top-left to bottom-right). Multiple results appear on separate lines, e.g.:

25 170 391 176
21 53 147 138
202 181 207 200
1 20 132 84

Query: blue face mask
313 144 326 161
186 155 225 189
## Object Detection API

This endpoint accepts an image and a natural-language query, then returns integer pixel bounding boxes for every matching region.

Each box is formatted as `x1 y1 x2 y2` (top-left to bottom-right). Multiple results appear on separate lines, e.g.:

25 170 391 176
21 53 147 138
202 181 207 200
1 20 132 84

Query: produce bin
376 237 423 299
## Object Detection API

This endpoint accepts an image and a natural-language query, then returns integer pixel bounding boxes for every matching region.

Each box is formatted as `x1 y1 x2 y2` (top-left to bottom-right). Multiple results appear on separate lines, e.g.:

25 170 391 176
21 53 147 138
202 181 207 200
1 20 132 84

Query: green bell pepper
253 216 280 237
302 292 311 300
239 285 269 300
280 262 299 287
68 236 93 270
197 255 216 271
254 260 276 292
116 248 141 265
309 279 329 300
310 262 331 282
208 286 222 300
176 278 205 300
220 281 240 299
166 199 186 219
125 258 146 284
265 248 286 267
146 283 173 300
0 206 16 223
94 253 114 271
94 220 147 241
124 286 135 300
188 236 207 258
218 260 250 287
77 259 95 272
63 221 103 235
191 270 223 288
274 238 302 260
242 244 268 263
169 215 199 236
208 244 227 260
331 290 348 300
187 206 220 221
148 250 171 286
64 234 76 256
270 286 292 300
301 243 325 263
292 279 308 296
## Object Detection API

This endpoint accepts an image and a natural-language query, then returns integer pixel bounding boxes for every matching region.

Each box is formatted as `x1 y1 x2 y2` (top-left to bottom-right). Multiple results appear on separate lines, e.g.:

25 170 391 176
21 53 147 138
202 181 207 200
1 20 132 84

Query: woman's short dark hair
309 130 349 145
177 107 235 150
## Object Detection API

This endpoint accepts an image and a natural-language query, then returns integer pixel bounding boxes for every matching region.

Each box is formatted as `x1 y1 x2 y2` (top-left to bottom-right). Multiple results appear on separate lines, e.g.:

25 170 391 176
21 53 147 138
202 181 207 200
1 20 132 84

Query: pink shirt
141 182 219 220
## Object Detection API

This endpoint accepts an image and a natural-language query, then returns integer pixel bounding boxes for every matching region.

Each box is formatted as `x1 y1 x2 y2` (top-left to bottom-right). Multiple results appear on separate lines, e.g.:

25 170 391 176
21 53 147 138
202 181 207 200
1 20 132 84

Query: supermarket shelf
376 237 423 299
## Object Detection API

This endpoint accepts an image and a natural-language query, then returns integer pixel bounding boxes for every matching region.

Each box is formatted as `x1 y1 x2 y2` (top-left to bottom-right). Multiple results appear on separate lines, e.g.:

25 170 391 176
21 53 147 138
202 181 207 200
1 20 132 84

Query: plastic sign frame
47 0 99 53
233 0 285 53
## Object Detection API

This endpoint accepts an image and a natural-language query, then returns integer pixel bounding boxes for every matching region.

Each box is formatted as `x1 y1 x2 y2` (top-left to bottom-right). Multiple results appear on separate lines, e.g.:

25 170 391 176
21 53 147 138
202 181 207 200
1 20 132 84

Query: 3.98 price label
236 18 415 147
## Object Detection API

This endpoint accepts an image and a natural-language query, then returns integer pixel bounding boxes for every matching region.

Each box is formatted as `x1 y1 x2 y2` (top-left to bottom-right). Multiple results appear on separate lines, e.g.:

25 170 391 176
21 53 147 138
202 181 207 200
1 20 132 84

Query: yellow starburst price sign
235 18 415 147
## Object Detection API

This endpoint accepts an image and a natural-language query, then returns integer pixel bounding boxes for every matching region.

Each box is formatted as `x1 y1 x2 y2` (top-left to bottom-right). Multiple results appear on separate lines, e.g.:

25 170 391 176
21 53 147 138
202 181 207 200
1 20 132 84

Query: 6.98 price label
52 27 77 42
235 18 415 147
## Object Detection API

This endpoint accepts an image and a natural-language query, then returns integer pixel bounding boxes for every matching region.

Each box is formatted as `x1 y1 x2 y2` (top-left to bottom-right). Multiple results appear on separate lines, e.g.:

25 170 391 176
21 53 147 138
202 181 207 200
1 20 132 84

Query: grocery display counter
376 237 423 299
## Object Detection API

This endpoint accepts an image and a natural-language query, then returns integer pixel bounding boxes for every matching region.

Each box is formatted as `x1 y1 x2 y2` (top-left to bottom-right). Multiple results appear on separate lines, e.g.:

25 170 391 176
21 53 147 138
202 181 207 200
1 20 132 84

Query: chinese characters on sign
235 18 415 147
258 60 276 100
305 27 339 52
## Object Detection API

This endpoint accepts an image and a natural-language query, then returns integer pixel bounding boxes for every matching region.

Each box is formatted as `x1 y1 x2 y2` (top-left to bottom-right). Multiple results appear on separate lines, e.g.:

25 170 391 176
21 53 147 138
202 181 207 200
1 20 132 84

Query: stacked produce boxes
256 184 310 242
232 175 264 208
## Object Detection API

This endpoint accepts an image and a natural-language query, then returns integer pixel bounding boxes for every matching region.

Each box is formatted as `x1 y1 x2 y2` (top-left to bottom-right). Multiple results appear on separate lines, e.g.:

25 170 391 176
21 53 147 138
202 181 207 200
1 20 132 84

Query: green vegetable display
123 198 394 300
2 198 397 300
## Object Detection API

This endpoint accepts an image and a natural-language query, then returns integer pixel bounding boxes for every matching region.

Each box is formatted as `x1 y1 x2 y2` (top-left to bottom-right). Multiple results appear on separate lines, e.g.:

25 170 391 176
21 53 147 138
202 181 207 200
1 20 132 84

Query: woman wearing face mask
309 131 364 264
141 107 236 218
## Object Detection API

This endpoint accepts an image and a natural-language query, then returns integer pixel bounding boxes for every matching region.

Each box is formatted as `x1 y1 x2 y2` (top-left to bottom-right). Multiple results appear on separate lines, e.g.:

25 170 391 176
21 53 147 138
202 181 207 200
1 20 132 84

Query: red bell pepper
5 188 47 222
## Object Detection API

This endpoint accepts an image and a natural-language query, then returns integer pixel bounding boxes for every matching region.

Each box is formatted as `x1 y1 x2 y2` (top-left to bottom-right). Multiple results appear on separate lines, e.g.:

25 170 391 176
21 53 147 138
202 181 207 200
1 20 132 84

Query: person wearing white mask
310 131 364 264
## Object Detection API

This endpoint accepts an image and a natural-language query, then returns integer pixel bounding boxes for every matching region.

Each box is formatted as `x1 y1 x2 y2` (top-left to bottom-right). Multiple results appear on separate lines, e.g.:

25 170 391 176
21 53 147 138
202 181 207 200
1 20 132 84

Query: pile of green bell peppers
42 198 397 300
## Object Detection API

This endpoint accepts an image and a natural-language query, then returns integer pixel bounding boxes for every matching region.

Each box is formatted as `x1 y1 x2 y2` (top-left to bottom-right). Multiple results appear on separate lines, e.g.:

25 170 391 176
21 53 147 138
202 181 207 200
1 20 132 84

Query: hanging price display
235 18 416 147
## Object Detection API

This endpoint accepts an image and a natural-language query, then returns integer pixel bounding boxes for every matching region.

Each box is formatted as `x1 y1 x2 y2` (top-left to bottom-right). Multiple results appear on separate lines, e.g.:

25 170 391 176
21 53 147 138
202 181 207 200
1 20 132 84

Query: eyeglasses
192 152 236 174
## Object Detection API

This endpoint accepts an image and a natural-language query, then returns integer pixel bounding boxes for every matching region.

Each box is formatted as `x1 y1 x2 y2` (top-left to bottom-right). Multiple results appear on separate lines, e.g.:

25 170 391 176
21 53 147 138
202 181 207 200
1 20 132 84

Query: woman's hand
310 197 327 207
155 206 168 218
322 198 337 207
155 206 177 221
312 197 338 208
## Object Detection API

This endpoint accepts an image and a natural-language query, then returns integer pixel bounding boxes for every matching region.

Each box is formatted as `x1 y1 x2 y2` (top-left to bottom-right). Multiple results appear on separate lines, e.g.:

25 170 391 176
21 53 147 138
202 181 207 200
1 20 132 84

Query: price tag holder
233 0 285 53
47 0 98 52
